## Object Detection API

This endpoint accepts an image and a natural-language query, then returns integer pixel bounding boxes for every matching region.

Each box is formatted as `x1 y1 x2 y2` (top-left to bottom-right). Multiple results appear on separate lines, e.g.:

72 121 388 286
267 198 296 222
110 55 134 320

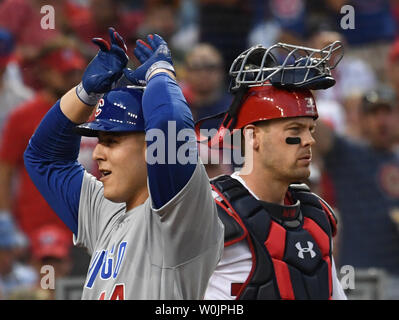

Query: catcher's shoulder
289 182 338 236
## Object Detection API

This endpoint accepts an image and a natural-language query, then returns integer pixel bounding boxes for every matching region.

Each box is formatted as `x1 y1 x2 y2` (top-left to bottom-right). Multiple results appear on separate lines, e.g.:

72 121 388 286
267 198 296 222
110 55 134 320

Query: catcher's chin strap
222 85 248 130
203 85 249 148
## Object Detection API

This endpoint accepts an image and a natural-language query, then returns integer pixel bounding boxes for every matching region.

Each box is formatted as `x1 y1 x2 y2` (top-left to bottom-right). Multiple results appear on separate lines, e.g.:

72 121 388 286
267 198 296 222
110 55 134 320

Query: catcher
199 42 347 300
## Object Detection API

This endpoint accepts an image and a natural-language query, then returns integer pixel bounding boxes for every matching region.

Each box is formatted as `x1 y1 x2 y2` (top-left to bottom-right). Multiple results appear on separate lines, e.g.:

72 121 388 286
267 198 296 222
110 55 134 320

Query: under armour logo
295 241 316 259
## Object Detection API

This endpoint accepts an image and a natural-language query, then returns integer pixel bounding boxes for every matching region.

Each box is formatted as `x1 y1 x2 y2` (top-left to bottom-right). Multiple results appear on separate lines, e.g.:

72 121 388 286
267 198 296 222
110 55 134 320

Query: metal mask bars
229 41 344 92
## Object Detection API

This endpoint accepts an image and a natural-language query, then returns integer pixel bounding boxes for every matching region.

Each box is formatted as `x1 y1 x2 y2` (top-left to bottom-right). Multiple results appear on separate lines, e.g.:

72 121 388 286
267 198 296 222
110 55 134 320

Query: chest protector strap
211 175 337 300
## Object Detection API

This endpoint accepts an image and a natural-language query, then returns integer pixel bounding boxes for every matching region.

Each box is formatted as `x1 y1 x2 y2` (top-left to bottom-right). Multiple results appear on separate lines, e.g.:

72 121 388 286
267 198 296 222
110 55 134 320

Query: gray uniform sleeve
74 171 125 254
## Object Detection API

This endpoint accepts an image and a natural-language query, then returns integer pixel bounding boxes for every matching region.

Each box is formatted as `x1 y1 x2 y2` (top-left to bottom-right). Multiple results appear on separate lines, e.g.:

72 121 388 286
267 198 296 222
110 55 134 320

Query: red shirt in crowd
69 5 143 54
0 0 60 48
0 93 69 239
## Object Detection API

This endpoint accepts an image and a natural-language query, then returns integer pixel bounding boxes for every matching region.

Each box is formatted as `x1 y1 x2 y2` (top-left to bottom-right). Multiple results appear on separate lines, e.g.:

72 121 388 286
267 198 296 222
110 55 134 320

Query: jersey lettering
86 241 128 289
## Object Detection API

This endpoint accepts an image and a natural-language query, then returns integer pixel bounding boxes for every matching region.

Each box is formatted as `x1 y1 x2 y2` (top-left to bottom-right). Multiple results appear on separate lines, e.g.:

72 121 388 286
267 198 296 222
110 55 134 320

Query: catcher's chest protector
211 175 337 300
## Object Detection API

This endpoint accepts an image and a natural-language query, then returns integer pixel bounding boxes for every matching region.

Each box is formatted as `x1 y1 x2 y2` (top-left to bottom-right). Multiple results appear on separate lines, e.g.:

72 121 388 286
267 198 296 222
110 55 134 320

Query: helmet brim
73 119 145 137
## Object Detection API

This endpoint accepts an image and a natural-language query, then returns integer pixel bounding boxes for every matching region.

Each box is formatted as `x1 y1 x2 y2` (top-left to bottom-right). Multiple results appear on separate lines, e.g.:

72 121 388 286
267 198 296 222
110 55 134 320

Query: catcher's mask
195 41 343 147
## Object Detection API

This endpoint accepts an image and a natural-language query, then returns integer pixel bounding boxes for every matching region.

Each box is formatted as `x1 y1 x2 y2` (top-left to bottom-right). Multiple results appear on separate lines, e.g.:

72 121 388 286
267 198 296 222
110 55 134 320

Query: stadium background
0 0 398 300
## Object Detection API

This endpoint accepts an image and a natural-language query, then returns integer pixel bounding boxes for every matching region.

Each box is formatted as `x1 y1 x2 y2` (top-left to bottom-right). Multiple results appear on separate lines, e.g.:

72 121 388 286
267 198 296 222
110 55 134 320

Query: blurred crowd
0 0 399 299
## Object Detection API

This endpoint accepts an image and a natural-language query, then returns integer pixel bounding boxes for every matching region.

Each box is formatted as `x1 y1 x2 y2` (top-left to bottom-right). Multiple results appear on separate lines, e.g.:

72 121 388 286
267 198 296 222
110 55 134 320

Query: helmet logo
305 97 316 115
95 99 104 118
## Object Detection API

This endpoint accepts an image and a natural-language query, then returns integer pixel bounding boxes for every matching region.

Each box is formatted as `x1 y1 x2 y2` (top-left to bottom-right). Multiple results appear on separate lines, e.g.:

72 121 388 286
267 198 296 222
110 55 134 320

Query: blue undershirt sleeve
23 101 85 235
143 73 197 209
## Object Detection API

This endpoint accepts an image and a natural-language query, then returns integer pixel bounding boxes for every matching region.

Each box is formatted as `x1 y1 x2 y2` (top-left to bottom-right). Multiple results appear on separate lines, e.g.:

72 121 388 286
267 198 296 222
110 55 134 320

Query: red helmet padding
234 86 318 129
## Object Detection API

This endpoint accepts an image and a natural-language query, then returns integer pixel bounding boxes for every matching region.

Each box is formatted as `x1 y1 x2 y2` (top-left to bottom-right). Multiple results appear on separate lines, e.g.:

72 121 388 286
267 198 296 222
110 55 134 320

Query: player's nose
302 130 315 147
92 142 106 162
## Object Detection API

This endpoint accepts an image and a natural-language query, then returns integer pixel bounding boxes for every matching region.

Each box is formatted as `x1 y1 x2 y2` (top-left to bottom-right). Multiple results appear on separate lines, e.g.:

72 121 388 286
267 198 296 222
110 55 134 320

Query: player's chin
103 191 127 204
102 185 125 203
290 167 311 182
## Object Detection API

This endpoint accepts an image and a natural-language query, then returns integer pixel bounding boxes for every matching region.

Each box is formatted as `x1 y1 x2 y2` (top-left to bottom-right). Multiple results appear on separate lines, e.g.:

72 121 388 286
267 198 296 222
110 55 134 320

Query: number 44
99 284 125 300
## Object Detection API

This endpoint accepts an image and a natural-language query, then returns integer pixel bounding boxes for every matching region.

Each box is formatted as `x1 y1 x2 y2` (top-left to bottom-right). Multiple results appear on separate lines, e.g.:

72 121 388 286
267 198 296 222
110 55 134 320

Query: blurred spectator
250 0 394 83
248 0 339 49
181 43 233 178
338 92 366 142
70 0 143 57
249 0 307 47
314 87 399 299
136 0 179 42
199 0 252 75
307 29 377 137
0 0 73 60
173 0 198 49
392 0 399 36
0 28 33 131
386 39 399 147
0 38 85 243
181 43 231 122
30 224 73 300
0 37 93 280
333 0 395 46
332 0 395 83
134 0 186 67
386 38 399 97
0 213 37 299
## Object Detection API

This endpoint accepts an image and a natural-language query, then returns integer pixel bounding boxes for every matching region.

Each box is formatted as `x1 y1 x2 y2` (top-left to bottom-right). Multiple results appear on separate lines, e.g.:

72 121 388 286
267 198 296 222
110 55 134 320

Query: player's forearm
60 86 96 124
143 72 195 131
25 100 82 161
144 72 197 209
23 100 84 234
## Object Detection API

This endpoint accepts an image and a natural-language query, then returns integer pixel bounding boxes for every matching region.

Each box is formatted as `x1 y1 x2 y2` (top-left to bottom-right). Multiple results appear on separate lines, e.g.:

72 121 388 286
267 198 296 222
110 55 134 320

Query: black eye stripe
286 137 301 145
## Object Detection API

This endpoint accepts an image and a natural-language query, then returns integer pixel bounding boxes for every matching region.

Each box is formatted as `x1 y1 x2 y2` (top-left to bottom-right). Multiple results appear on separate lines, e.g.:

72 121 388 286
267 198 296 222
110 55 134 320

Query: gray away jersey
74 162 224 300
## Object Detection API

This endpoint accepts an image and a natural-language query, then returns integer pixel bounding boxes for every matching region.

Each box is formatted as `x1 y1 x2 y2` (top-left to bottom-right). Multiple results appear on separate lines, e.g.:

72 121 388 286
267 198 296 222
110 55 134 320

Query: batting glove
123 34 175 86
76 27 129 106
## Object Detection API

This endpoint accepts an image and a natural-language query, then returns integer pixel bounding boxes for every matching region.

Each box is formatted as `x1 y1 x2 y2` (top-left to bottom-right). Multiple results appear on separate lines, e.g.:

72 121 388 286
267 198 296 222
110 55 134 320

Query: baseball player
200 43 347 299
24 28 223 300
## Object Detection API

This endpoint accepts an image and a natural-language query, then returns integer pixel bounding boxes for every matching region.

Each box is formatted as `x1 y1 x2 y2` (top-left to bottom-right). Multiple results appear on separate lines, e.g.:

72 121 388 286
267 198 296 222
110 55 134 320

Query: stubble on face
255 118 314 184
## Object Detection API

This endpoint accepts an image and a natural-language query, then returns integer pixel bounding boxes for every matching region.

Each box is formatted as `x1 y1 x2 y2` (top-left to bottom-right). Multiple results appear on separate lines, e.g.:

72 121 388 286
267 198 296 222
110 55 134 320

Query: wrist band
75 82 104 106
145 61 175 82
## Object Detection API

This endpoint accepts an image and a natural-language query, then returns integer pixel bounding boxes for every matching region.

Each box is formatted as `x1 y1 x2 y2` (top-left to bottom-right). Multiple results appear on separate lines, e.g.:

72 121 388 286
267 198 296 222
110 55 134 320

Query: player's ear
243 124 260 151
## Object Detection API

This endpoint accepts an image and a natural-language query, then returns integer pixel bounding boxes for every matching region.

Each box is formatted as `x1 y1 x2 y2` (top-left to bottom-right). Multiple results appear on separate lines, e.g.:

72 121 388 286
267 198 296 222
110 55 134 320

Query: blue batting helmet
74 86 145 137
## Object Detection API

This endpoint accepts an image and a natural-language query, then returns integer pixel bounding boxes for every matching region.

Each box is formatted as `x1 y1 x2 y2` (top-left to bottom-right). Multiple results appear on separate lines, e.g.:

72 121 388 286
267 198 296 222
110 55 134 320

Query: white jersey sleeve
332 258 347 300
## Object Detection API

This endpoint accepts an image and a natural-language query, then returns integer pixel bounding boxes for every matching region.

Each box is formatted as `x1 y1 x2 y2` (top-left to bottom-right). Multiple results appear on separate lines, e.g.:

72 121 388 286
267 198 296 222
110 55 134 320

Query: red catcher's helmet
234 85 318 129
195 85 318 147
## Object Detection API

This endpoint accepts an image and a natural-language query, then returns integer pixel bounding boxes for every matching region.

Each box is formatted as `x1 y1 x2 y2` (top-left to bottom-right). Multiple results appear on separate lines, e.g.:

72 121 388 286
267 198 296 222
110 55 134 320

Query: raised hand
76 27 129 106
123 34 175 86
